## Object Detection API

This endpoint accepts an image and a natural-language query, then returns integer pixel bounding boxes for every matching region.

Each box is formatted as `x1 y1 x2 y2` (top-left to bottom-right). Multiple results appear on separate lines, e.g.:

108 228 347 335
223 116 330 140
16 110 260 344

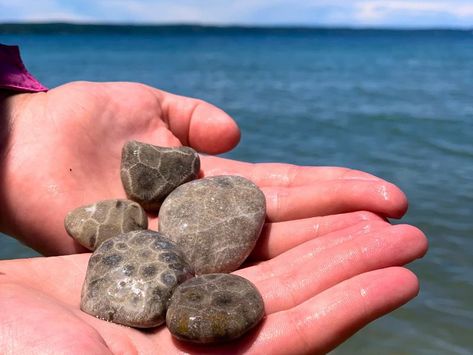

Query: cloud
88 0 295 24
0 0 92 22
0 0 472 27
354 1 473 23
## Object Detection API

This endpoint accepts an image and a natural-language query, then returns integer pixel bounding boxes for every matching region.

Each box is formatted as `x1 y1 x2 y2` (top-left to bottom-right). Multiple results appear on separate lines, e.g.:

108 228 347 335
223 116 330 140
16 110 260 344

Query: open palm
0 213 427 354
1 81 407 256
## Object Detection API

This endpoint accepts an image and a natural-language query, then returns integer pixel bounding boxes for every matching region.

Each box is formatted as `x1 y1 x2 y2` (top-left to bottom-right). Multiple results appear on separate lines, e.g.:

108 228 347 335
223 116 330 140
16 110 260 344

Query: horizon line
0 21 472 31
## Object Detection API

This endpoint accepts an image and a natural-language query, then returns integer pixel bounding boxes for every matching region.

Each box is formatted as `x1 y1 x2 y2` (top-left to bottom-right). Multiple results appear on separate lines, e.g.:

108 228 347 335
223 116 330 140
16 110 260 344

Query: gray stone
120 141 200 211
158 175 266 275
64 199 148 250
80 230 193 328
166 273 265 344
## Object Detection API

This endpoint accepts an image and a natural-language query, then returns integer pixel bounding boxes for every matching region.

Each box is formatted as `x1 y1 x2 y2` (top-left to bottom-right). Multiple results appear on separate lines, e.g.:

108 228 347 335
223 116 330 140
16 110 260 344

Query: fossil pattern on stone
80 230 193 328
166 273 264 344
64 199 148 250
120 141 200 211
158 175 266 275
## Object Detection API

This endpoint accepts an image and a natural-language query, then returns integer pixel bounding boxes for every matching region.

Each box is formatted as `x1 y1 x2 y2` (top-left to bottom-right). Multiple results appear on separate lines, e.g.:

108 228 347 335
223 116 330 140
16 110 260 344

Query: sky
0 0 472 28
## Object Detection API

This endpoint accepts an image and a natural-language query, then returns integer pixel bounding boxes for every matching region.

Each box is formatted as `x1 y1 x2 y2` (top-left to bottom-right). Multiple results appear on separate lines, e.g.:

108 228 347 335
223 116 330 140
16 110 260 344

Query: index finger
201 156 408 220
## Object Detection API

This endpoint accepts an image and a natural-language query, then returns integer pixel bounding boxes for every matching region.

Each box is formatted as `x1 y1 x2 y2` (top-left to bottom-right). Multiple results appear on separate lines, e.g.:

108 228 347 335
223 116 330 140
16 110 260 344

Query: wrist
0 92 17 234
0 91 16 166
0 92 34 235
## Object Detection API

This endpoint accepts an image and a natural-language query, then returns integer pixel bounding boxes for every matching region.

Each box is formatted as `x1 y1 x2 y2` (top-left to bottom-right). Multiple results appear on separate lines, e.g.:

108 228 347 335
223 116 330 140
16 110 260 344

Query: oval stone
80 230 193 328
120 141 200 211
158 175 266 274
64 199 148 250
166 274 265 344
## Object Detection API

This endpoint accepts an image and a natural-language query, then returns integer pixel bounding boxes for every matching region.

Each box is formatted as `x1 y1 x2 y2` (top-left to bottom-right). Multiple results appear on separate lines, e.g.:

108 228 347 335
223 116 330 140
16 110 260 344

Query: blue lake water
1 25 472 354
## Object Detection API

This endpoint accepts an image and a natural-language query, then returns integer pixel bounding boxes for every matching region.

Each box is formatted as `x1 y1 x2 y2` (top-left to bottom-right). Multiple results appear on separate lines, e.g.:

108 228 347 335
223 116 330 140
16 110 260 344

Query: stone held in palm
158 175 266 275
64 199 148 250
120 141 200 211
166 273 265 344
80 230 193 328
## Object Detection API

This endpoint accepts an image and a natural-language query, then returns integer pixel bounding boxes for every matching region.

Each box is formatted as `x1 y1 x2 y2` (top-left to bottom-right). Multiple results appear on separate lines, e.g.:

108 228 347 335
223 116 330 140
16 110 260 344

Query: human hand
0 81 408 256
1 80 240 254
0 212 427 354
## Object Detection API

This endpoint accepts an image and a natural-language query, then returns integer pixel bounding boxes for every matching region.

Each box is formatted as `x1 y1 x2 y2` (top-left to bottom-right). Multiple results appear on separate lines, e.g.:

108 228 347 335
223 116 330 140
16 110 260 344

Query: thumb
158 90 240 154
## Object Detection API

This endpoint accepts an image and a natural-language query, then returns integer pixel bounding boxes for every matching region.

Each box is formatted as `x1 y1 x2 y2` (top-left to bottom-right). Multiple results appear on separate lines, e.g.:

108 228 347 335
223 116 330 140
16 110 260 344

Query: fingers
262 180 407 221
247 267 420 355
249 211 386 261
237 224 427 314
201 156 408 220
202 156 385 185
158 91 240 154
242 219 391 284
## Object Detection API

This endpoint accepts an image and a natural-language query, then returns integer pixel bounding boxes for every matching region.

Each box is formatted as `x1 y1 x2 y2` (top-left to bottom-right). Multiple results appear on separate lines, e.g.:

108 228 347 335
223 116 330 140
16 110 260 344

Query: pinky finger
248 267 419 355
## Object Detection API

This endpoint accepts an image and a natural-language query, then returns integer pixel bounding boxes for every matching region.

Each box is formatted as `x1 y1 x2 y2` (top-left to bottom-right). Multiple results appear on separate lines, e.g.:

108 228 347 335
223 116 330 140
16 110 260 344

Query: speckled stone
120 141 200 211
158 175 266 275
166 273 264 344
80 230 193 328
64 199 148 250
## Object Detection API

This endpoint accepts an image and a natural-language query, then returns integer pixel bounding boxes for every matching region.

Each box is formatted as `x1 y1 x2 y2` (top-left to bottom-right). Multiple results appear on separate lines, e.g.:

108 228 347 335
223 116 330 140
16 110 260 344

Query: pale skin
0 82 428 354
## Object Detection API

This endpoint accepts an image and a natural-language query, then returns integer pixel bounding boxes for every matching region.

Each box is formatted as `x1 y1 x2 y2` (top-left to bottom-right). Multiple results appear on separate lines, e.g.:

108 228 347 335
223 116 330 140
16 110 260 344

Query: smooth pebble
120 141 200 211
166 273 265 343
158 175 266 274
80 230 193 328
64 199 147 250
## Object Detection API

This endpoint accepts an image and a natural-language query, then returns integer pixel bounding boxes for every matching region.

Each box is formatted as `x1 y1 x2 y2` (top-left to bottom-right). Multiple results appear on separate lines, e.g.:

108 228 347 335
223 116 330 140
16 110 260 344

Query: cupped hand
0 213 427 354
1 80 238 255
0 81 407 256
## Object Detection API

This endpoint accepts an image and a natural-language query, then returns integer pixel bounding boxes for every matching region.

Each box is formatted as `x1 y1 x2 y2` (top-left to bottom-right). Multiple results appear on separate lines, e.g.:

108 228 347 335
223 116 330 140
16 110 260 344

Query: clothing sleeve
0 44 48 92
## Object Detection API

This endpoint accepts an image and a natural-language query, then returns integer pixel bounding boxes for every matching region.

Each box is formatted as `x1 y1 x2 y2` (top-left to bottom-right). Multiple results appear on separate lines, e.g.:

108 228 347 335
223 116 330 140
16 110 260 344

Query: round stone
158 175 266 274
166 273 265 344
64 199 148 250
80 230 193 328
120 141 200 211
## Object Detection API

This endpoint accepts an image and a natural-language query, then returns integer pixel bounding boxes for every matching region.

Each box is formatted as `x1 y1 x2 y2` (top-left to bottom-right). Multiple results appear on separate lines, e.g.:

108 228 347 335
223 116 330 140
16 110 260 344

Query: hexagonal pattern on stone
120 141 200 211
80 230 193 328
158 175 266 274
166 273 265 344
64 199 148 250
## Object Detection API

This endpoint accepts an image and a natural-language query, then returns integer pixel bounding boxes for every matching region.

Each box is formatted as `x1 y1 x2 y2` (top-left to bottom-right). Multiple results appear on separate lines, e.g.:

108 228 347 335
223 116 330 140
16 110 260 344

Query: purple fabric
0 44 48 92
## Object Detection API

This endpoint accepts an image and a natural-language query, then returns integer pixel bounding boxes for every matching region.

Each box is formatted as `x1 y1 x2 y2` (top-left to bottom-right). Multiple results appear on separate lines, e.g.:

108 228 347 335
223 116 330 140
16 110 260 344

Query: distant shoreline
0 22 471 35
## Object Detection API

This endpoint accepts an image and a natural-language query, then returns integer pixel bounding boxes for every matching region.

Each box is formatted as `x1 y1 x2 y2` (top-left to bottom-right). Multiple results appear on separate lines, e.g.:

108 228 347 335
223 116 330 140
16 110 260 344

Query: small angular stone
158 175 266 275
120 141 200 210
166 274 265 344
80 230 193 328
64 199 148 250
